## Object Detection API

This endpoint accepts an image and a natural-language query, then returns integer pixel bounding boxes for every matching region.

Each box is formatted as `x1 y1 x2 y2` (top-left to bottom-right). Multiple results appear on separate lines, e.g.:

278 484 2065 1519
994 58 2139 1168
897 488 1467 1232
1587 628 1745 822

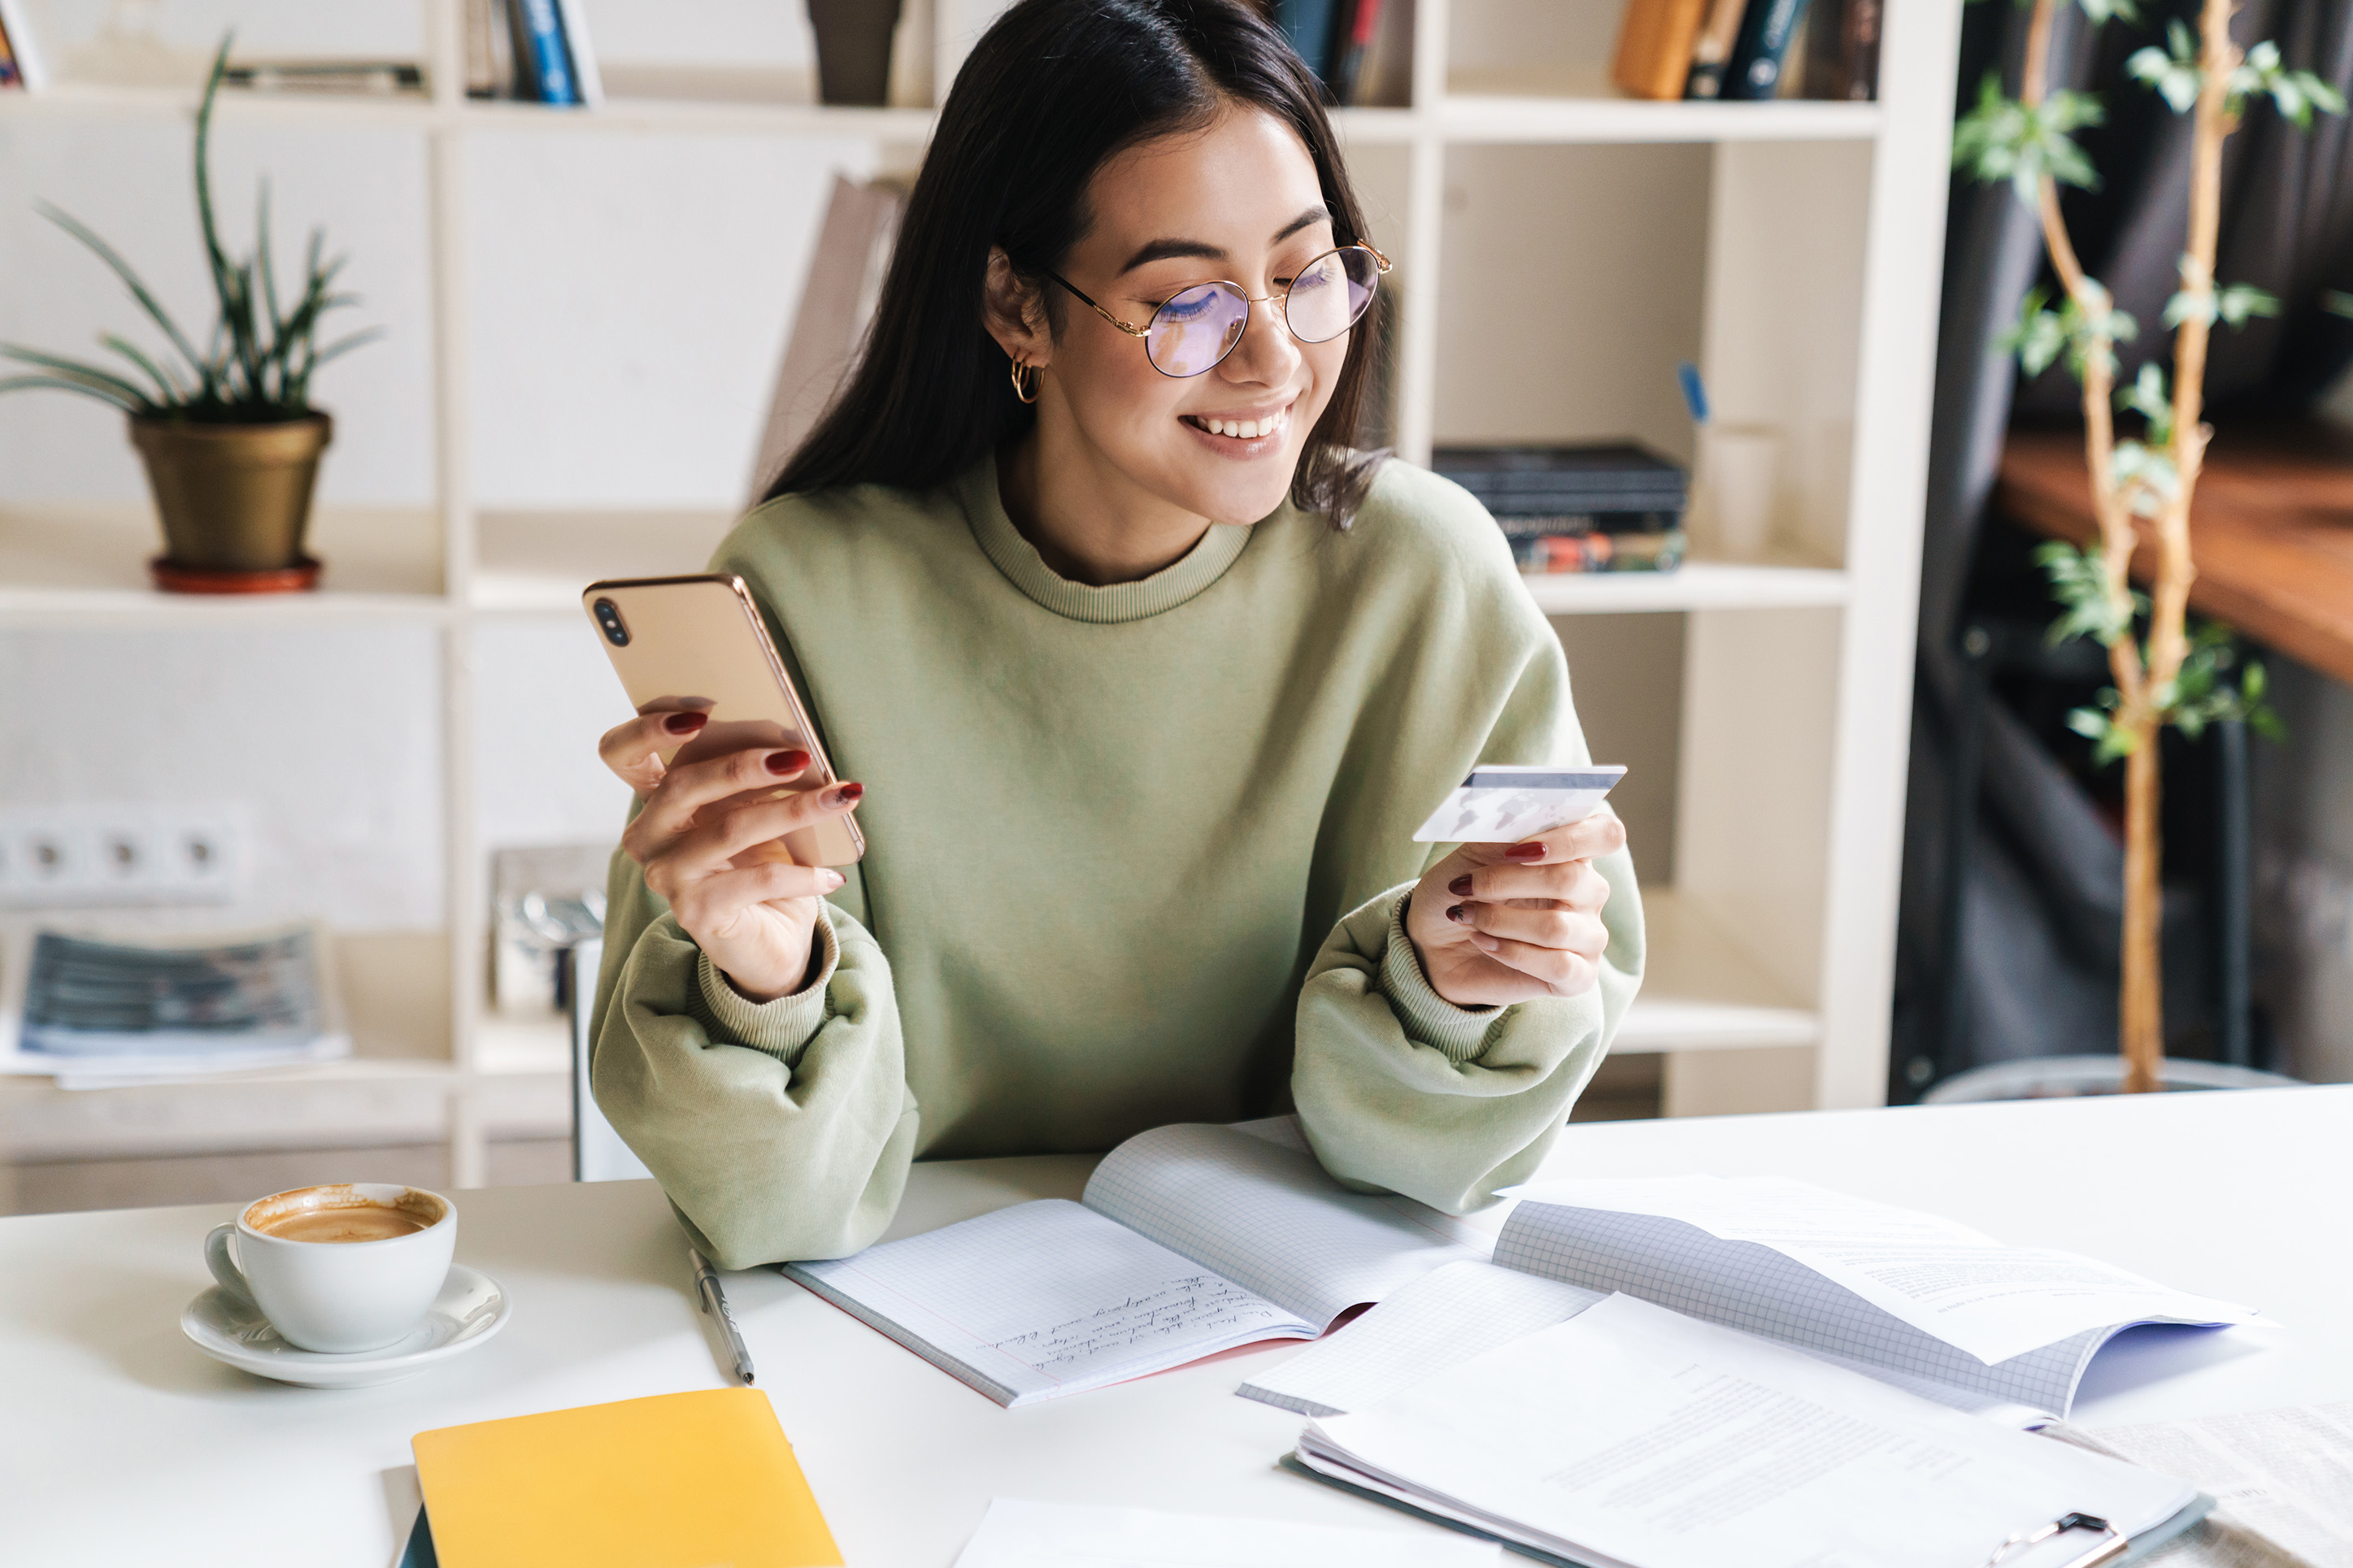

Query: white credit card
1411 765 1626 844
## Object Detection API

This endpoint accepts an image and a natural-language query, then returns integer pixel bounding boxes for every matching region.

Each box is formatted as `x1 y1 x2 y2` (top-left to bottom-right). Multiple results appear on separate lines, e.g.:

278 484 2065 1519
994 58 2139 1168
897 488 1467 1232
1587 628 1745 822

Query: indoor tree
1952 0 2338 1091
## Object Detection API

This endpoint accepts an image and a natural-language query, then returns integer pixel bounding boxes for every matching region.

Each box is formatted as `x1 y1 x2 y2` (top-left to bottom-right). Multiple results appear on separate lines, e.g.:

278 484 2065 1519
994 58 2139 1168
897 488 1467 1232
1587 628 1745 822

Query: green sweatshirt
589 454 1644 1268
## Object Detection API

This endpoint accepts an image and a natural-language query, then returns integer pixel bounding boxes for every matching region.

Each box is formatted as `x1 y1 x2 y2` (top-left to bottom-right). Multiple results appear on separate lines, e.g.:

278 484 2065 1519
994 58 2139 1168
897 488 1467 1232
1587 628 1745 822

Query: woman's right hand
599 710 863 1003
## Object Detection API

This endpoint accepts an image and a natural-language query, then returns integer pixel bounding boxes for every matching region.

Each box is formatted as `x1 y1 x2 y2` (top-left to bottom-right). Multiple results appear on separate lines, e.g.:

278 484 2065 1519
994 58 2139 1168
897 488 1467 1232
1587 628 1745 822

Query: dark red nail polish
1504 843 1546 862
663 711 708 734
765 749 811 775
1448 874 1474 897
1446 904 1469 923
830 781 864 806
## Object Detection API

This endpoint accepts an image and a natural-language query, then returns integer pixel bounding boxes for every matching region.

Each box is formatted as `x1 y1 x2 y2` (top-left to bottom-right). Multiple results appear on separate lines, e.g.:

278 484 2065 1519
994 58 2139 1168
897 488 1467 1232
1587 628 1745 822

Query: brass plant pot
128 412 333 591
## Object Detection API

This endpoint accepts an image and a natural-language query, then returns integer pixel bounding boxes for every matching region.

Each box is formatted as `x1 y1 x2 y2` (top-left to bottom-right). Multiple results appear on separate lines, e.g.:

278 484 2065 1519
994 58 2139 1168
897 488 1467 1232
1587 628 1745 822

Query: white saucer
180 1264 512 1388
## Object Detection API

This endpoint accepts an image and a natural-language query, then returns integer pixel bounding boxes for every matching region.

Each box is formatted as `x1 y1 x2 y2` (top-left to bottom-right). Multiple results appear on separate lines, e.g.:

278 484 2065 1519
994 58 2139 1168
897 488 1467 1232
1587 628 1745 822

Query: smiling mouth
1181 404 1293 441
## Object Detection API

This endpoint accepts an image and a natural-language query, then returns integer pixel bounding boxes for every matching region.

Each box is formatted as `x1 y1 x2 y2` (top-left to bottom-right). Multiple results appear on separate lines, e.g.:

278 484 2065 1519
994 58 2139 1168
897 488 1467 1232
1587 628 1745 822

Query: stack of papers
1290 1294 2207 1568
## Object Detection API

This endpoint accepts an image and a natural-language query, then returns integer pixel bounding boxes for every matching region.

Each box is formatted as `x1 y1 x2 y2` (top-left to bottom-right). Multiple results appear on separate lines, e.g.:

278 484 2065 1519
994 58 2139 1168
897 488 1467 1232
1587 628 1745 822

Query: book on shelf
1433 442 1690 510
0 919 350 1088
1722 0 1815 100
222 62 427 96
1323 0 1383 105
746 175 909 506
1269 0 1338 97
1435 443 1689 575
1802 0 1880 101
1514 529 1687 575
469 0 600 106
466 0 513 98
1681 0 1750 98
554 0 604 106
0 0 42 90
1611 0 1711 102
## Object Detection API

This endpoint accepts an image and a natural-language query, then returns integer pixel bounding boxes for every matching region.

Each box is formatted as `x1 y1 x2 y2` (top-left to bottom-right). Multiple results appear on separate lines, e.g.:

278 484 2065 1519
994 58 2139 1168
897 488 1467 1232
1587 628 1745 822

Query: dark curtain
1890 0 2353 1096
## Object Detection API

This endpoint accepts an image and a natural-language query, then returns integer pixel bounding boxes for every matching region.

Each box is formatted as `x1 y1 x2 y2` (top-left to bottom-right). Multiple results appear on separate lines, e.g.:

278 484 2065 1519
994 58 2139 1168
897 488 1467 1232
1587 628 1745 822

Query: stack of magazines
1434 443 1688 576
0 920 349 1088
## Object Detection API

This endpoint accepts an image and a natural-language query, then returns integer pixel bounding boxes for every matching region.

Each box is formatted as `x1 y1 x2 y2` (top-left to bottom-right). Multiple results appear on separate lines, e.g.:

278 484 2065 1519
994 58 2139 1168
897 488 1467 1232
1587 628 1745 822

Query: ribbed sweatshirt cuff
691 910 841 1064
1381 893 1507 1064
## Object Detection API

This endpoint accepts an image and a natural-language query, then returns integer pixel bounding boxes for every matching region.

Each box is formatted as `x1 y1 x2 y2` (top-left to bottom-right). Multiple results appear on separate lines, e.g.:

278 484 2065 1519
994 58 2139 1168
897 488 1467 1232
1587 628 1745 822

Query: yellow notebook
412 1388 843 1568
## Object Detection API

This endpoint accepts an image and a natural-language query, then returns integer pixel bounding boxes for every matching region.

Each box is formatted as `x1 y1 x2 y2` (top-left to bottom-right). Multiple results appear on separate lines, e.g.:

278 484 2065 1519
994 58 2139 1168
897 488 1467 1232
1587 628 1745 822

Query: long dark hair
766 0 1386 526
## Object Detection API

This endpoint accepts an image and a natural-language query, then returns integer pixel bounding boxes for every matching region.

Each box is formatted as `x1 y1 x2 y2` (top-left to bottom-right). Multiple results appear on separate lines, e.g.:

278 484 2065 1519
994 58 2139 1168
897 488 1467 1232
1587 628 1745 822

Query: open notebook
783 1119 1485 1406
1242 1172 2263 1426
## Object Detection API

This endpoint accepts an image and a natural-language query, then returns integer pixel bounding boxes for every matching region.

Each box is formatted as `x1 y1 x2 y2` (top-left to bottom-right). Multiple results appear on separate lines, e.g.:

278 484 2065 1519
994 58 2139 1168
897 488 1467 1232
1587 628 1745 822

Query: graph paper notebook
783 1121 1485 1407
1242 1175 2261 1424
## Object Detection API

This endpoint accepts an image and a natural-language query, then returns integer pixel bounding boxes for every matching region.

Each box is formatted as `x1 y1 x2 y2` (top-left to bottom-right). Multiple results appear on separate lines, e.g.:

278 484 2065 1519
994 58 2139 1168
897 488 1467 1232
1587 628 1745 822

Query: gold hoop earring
1010 358 1042 404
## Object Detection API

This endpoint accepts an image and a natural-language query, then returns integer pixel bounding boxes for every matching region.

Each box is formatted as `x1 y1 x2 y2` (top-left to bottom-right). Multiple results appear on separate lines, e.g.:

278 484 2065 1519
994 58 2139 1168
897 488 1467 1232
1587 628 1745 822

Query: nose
1218 290 1303 387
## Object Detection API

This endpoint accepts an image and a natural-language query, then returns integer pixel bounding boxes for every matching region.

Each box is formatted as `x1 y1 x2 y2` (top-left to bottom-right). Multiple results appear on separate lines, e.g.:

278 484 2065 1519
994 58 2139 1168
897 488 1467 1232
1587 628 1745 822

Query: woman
589 0 1642 1268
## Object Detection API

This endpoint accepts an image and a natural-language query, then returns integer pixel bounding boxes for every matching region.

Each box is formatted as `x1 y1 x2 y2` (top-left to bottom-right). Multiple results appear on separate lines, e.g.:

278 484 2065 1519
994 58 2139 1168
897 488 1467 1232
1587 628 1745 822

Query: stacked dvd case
1433 444 1688 576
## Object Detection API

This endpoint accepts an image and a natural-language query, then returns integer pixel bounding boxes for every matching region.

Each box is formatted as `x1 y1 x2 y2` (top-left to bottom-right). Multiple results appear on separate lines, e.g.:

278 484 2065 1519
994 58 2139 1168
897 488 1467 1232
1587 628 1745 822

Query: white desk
7 1085 2350 1566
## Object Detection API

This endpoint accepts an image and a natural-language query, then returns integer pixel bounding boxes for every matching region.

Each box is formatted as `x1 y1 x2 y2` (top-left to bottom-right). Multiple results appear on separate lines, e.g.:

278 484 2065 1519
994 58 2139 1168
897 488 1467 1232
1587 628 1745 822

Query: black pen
691 1245 755 1386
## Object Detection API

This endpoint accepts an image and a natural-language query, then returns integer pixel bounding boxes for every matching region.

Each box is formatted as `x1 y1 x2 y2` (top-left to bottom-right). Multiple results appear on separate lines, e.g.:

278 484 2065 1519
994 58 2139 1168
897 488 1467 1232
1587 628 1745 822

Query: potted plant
0 39 378 593
1941 0 2340 1096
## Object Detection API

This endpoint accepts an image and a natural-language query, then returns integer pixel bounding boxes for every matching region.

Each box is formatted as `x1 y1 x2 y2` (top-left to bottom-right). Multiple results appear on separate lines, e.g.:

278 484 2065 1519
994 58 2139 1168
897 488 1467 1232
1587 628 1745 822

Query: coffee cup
203 1184 456 1354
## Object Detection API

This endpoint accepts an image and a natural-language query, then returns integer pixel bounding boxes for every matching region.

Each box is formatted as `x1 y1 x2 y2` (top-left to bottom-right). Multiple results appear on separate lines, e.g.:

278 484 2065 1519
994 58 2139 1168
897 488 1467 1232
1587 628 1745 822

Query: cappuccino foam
254 1205 430 1244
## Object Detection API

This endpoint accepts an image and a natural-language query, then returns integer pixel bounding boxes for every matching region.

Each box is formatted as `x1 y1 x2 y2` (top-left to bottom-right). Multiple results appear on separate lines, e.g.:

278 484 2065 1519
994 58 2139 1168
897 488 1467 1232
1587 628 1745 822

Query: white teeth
1195 411 1287 438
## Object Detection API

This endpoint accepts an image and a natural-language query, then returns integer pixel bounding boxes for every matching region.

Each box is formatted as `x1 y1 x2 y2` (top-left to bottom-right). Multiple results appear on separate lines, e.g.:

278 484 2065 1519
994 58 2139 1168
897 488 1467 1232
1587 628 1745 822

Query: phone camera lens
594 598 630 646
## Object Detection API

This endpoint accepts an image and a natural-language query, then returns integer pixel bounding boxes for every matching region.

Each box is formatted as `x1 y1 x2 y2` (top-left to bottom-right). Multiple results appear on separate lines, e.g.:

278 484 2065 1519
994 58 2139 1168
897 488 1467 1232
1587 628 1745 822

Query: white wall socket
0 804 251 909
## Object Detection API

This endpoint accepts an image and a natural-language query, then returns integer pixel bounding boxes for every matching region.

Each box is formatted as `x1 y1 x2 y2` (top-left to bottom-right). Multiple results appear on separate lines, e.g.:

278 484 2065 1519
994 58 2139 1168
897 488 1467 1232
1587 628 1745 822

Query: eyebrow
1116 206 1334 275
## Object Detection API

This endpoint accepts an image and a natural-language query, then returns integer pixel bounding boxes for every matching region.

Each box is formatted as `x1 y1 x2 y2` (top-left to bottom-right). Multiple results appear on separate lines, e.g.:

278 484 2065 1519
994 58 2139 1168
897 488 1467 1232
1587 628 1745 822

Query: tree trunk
2119 723 2165 1092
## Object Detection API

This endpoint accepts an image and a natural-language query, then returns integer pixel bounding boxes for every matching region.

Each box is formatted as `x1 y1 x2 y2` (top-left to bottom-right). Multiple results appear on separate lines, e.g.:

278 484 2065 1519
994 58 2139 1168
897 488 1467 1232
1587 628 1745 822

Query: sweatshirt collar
959 452 1255 625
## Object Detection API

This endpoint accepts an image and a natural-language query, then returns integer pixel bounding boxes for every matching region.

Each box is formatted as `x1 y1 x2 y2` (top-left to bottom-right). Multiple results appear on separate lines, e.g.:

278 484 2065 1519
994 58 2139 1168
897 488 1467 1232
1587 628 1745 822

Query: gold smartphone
582 573 864 868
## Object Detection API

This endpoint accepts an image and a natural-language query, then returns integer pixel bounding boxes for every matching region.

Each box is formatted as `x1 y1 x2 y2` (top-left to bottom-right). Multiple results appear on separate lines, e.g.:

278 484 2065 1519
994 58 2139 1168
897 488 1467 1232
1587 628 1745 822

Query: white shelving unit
0 0 1961 1173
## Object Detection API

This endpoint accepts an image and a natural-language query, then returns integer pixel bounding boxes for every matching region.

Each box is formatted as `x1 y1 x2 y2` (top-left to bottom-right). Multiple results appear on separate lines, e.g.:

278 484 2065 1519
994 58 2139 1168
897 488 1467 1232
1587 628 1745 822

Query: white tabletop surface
7 1084 2350 1566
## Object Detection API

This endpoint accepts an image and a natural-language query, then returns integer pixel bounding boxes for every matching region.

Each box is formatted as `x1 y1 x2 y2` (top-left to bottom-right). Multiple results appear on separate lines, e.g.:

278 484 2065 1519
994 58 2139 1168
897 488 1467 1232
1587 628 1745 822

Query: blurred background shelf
1439 85 1882 144
0 506 447 622
472 510 733 615
1612 889 1820 1054
1522 558 1849 615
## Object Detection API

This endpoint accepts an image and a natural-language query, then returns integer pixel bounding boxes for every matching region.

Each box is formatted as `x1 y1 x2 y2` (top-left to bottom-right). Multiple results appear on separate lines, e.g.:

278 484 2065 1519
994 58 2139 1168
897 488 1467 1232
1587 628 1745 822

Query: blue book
515 0 578 106
1272 0 1337 90
1722 0 1815 100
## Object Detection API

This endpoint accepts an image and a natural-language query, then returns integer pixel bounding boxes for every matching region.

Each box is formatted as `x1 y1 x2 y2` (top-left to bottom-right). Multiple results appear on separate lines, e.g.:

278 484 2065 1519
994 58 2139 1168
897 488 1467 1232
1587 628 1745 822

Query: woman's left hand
1404 814 1625 1010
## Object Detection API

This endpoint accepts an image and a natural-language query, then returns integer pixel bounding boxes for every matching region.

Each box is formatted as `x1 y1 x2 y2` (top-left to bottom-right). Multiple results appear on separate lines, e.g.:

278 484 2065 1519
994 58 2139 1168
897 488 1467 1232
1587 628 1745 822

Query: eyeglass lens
1142 246 1382 378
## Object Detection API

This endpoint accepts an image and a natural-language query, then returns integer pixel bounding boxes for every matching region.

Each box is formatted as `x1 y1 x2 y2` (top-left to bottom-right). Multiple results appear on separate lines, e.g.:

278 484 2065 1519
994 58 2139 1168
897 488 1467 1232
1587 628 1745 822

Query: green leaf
0 342 157 409
1998 287 2069 376
2037 540 2138 645
2219 283 2281 325
2116 361 2173 442
2222 37 2350 125
1953 76 2105 201
2112 439 2180 517
98 332 185 403
0 372 146 411
2127 26 2201 112
34 203 212 397
2067 707 2111 740
2076 0 2138 21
